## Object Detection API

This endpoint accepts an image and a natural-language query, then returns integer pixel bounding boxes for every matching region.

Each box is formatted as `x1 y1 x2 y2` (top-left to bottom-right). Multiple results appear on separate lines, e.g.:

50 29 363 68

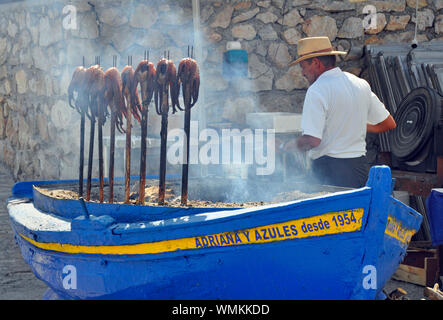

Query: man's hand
284 135 321 152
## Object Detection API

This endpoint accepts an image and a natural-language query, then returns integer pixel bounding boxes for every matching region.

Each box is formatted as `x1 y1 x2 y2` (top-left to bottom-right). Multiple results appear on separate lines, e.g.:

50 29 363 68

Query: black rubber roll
390 87 441 161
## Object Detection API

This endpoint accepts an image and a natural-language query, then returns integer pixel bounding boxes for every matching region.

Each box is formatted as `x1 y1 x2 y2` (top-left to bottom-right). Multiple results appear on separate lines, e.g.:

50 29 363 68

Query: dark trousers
311 155 370 188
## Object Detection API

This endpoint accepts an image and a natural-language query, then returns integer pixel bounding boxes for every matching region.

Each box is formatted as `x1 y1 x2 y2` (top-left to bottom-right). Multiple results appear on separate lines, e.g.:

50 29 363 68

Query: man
284 37 396 188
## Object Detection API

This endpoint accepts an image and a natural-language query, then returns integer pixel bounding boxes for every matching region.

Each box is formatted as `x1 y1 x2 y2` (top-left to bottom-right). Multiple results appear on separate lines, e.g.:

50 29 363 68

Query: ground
0 162 431 300
0 163 48 299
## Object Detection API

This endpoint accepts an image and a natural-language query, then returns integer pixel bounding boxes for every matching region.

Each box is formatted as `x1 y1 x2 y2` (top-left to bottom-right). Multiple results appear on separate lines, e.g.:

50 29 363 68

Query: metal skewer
138 50 150 205
108 55 118 203
124 56 133 204
179 46 199 206
79 56 86 197
86 88 96 202
85 61 95 201
155 53 172 206
158 95 168 205
181 47 192 206
96 56 104 203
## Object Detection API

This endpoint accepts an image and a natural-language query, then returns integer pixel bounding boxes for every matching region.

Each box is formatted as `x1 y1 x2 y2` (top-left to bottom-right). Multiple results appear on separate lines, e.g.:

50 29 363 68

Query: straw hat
289 37 347 66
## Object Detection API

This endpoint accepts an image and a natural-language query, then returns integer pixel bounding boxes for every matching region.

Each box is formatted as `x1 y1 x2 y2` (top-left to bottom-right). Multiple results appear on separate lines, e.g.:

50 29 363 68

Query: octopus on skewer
177 57 200 109
121 65 142 124
104 67 126 134
121 65 143 204
134 60 156 108
104 66 126 203
68 66 90 117
154 58 180 205
154 58 180 115
68 65 90 197
84 65 107 121
134 60 157 205
176 57 200 206
84 64 107 203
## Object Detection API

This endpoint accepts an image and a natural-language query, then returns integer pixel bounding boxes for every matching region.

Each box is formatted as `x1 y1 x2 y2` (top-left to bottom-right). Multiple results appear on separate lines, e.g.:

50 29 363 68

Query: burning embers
67 50 200 206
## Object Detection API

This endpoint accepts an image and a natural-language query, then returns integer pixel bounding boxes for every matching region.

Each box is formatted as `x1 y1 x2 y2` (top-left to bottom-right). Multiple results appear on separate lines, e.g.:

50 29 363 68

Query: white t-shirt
301 67 390 160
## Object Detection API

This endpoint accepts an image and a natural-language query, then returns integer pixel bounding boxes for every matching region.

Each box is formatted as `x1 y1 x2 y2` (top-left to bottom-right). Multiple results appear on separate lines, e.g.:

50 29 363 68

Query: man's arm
284 135 321 152
367 114 396 133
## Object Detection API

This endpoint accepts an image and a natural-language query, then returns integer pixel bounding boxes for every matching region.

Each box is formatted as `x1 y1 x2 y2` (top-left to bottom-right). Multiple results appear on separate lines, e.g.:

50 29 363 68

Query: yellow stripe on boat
384 215 416 245
20 208 364 255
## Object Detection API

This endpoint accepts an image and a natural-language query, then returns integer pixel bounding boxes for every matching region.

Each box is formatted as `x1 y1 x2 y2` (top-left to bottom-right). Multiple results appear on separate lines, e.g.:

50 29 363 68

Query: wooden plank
392 170 439 197
439 245 443 276
425 257 439 287
437 157 443 186
409 241 434 249
393 256 439 287
393 264 426 286
403 250 436 268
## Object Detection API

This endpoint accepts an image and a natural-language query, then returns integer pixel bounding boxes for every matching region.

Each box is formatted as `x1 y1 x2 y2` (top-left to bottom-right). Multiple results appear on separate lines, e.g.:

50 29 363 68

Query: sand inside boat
34 178 332 208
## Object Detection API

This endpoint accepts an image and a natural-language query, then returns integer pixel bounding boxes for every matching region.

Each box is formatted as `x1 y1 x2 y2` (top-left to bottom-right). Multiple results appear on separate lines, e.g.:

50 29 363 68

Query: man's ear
313 57 326 71
311 57 320 66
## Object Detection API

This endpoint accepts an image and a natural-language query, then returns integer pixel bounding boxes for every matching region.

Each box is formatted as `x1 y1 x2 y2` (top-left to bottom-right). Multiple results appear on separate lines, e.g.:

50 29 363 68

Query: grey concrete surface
0 162 430 300
384 278 428 300
0 163 48 300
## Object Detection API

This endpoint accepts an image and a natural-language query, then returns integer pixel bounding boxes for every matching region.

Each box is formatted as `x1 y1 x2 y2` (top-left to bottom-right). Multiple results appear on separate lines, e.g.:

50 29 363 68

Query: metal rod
180 68 193 205
79 111 85 197
181 106 191 205
125 91 132 204
94 56 104 203
79 197 90 219
158 88 169 206
86 115 95 201
138 105 148 205
108 111 116 203
98 95 104 203
124 58 133 204
79 56 86 197
108 55 117 203
139 53 150 205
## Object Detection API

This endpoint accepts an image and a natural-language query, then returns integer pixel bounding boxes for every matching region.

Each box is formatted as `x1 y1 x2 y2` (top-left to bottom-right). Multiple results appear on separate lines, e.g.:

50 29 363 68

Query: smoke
15 0 322 200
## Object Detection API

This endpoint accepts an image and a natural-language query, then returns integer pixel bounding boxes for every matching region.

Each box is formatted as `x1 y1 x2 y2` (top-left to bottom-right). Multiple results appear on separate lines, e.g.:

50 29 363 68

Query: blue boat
7 166 422 300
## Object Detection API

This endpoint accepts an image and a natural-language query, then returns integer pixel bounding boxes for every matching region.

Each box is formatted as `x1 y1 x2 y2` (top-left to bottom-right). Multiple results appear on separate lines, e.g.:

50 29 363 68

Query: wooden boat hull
7 166 422 299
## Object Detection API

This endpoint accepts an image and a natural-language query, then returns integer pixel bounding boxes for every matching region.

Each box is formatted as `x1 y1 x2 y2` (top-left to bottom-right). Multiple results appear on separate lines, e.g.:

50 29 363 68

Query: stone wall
0 0 442 180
